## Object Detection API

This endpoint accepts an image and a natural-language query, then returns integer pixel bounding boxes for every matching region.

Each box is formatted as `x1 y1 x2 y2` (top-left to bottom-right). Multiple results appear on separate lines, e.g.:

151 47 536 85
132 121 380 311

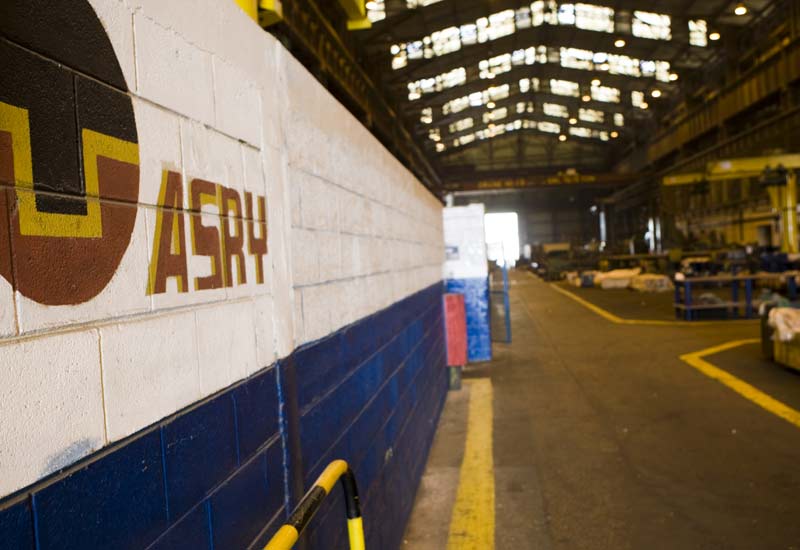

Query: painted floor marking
680 339 800 430
549 282 757 327
447 378 495 550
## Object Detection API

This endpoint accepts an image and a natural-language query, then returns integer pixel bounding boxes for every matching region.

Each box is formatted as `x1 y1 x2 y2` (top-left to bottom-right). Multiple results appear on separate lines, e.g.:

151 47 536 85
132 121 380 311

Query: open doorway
484 212 520 267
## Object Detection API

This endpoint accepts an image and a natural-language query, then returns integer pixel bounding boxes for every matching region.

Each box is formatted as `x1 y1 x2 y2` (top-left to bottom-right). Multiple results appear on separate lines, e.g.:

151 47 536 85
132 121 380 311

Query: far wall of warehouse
454 187 607 250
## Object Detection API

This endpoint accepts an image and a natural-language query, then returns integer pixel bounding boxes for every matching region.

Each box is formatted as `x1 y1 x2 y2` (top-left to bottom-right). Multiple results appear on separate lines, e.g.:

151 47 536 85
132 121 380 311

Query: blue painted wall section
445 277 492 362
0 282 447 550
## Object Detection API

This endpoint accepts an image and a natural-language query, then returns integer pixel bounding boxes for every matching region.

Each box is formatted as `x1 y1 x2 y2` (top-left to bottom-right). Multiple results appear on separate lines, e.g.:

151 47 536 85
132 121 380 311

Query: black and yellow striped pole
264 460 365 550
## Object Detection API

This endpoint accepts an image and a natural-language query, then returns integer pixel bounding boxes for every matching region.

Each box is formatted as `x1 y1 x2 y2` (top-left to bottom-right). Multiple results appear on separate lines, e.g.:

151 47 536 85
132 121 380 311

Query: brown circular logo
0 0 139 305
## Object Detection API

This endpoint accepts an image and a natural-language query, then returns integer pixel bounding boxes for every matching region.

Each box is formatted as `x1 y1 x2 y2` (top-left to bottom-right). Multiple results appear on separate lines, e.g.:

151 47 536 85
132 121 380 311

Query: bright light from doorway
484 212 520 266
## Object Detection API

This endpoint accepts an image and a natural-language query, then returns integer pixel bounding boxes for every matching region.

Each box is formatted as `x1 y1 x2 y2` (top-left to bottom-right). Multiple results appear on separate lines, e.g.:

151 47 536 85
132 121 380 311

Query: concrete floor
404 272 800 549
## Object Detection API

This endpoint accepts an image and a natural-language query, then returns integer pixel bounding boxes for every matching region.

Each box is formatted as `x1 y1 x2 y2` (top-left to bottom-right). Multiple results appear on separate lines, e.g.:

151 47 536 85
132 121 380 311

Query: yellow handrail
264 460 365 550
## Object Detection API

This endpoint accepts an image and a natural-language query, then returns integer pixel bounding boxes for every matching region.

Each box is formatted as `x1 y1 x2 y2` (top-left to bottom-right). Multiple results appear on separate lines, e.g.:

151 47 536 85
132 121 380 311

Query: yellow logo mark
0 100 138 238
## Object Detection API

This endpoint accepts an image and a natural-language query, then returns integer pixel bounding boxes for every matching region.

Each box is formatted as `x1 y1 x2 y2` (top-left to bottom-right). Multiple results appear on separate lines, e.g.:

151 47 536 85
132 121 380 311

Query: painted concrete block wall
0 0 446 546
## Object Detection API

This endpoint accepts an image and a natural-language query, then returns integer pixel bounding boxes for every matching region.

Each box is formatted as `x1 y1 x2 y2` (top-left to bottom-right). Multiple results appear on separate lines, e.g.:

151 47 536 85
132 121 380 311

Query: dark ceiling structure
268 0 791 195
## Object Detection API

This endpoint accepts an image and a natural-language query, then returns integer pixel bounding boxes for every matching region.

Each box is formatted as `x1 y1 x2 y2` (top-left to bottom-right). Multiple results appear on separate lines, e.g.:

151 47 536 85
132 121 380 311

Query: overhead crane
664 154 800 253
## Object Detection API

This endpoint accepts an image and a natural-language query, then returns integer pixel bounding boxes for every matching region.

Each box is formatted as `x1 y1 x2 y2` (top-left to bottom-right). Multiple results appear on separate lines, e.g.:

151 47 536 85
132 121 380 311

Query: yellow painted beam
234 0 258 20
662 172 704 186
707 154 800 179
680 340 800 430
338 0 366 20
447 378 495 550
258 0 283 26
347 17 372 30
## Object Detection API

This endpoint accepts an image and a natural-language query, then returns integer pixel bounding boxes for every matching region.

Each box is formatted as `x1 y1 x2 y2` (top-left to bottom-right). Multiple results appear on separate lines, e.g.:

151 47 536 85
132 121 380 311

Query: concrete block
293 289 304 346
180 120 245 196
196 301 258 395
15 203 151 333
290 228 319 287
300 172 339 232
242 144 268 198
0 279 15 338
0 330 105 496
213 57 262 147
253 294 276 370
338 190 368 236
289 173 302 229
132 97 183 208
300 284 334 343
134 13 214 125
316 231 341 283
101 310 201 442
265 147 294 358
91 0 136 91
340 234 367 279
261 45 287 151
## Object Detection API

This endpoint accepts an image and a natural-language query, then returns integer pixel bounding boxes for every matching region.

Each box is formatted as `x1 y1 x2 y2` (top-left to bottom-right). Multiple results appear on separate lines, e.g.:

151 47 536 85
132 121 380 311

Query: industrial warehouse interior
1 0 800 548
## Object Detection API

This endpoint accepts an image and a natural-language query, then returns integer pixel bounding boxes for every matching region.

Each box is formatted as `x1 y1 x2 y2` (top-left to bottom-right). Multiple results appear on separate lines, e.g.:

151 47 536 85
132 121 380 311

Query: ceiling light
569 117 577 125
640 102 649 109
709 31 721 41
668 73 679 81
614 39 626 48
591 79 601 86
582 94 591 102
559 134 567 142
611 131 619 138
651 89 662 98
734 3 748 15
487 101 496 108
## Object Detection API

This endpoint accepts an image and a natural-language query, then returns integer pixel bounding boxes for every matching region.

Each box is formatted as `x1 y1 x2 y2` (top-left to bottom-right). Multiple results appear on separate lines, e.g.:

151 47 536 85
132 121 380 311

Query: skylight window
420 107 433 124
515 6 532 29
557 3 576 25
632 11 672 41
407 0 444 7
449 117 474 134
516 101 534 114
543 103 570 118
485 9 516 41
443 96 470 115
407 67 466 100
561 47 594 71
607 54 641 78
366 0 386 22
550 79 580 97
454 133 475 146
431 26 461 56
442 84 510 115
614 113 624 127
575 3 614 33
483 107 508 123
538 121 561 134
579 108 604 123
689 19 708 47
479 53 512 79
631 90 646 108
569 127 609 141
591 84 620 103
428 128 441 142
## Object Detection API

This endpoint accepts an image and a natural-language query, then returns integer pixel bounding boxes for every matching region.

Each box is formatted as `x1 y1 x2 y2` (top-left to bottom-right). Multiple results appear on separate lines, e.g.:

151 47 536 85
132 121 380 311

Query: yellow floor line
447 378 495 550
549 283 758 327
680 339 800 430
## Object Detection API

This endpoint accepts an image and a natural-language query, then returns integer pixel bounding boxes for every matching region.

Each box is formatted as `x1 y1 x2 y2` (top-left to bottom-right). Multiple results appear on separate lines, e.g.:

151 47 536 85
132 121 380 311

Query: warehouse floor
403 271 800 549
